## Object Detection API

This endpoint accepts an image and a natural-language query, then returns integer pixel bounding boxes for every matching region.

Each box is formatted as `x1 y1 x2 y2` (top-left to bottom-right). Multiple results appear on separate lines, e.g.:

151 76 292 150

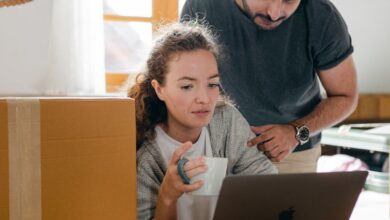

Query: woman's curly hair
128 21 221 149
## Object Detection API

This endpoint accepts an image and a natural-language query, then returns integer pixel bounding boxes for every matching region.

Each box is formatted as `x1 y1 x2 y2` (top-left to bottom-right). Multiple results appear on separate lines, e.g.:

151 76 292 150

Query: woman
128 22 277 220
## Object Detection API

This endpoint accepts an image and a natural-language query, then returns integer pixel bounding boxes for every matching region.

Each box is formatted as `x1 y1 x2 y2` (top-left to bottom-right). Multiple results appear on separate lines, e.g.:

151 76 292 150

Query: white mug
190 157 228 196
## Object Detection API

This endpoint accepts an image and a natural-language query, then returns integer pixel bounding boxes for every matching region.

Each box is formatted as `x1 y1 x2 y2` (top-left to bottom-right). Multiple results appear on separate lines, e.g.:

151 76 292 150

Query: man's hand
247 124 299 162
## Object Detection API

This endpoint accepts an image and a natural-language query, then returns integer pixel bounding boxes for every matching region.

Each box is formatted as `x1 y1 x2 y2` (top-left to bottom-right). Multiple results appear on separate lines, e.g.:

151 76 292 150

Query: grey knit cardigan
136 103 278 220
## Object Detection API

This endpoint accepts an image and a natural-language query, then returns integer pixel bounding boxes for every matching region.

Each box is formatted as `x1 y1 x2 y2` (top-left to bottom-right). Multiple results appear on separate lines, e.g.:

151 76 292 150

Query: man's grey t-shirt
181 0 353 151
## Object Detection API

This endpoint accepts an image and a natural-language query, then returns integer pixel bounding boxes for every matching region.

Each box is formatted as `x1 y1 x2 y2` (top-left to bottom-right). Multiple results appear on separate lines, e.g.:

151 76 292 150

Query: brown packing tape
7 99 42 220
0 100 9 220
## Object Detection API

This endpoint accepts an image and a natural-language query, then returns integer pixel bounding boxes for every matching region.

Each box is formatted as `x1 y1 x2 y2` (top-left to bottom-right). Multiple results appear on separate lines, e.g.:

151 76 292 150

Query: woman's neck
159 122 202 144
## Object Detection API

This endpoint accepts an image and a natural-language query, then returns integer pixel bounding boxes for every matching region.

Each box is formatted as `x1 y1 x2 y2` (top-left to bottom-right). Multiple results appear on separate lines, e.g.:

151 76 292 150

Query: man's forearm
293 93 358 136
296 55 359 136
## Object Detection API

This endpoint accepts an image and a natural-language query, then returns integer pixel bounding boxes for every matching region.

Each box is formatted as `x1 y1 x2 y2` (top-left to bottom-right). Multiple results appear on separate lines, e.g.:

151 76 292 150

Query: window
104 0 179 93
179 0 186 14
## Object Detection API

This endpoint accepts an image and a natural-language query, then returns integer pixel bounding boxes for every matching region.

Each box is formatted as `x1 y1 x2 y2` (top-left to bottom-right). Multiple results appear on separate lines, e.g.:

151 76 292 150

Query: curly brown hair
128 21 221 149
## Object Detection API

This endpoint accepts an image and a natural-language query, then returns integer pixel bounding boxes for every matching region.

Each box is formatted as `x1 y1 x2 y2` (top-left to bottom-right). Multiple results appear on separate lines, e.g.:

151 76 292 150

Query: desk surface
351 191 389 220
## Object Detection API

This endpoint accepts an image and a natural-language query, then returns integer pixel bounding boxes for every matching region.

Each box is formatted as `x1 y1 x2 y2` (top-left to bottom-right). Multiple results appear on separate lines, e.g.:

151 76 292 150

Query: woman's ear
151 79 165 101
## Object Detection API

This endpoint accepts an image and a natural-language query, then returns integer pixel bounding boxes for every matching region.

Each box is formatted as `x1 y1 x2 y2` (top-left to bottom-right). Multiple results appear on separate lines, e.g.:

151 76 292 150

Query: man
181 0 358 173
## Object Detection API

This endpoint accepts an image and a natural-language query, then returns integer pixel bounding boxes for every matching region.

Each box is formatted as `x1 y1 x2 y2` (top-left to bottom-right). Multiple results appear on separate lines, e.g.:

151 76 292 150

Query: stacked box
0 98 136 220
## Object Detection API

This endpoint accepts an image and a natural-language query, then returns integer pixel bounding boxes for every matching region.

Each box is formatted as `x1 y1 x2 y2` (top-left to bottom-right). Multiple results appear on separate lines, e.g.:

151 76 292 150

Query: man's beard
241 0 286 30
253 13 286 23
252 13 286 30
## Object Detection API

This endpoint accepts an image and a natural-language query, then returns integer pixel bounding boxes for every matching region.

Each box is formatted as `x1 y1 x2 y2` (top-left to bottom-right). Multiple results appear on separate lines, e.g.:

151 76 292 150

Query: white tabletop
351 191 389 220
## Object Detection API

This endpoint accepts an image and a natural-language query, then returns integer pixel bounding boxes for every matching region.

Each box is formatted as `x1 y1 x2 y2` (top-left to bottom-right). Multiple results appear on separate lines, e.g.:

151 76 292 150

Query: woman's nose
195 89 210 104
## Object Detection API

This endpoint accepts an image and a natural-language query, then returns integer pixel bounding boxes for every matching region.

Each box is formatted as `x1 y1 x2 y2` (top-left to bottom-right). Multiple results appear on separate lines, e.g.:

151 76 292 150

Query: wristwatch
289 122 310 145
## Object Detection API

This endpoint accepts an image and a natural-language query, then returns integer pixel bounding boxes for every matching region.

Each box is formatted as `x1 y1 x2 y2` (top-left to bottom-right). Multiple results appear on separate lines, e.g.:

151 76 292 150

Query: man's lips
258 17 280 26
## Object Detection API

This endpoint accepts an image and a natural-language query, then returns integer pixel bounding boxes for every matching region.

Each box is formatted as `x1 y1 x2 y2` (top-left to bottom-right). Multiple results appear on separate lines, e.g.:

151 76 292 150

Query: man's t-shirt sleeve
312 4 354 71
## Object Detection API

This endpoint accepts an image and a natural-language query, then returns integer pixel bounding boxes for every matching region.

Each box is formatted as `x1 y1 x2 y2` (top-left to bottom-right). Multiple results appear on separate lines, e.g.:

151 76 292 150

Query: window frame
104 0 179 93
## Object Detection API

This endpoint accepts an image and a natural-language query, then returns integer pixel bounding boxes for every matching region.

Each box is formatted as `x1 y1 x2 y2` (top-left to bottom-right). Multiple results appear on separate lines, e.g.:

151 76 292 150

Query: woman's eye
284 0 296 3
181 85 193 90
208 83 220 88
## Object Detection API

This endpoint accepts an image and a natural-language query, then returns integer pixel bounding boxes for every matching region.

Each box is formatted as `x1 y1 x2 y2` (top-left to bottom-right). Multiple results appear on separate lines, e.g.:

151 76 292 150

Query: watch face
298 126 310 141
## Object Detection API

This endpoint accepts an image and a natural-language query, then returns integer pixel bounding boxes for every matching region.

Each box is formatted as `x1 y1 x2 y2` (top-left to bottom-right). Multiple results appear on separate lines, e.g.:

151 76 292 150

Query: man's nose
267 0 283 21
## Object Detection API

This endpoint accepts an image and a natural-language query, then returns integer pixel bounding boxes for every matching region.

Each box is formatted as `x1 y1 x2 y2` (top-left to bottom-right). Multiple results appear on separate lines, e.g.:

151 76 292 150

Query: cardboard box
0 98 136 220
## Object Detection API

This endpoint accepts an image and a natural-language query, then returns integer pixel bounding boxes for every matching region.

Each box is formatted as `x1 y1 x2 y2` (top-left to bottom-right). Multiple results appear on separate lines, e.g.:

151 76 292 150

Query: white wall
0 0 52 96
332 0 390 93
0 0 389 94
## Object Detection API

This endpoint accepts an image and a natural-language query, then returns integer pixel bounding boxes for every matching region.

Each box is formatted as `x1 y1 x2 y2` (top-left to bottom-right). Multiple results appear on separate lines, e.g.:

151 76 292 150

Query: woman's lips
192 110 210 117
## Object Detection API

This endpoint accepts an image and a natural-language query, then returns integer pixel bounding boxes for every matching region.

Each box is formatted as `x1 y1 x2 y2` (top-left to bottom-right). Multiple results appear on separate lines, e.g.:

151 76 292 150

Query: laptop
213 171 368 220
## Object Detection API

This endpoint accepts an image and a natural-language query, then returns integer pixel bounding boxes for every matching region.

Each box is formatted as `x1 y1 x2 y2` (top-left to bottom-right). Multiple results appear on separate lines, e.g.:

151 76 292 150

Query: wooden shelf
346 94 390 123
